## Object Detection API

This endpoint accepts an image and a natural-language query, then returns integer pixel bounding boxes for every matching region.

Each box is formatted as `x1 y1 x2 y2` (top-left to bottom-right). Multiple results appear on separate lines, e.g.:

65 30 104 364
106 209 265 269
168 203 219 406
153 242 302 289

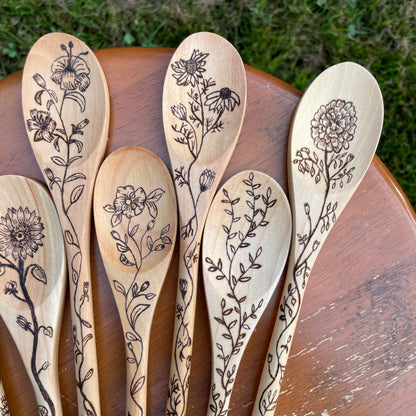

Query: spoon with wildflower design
22 33 109 416
252 62 384 415
163 32 246 416
94 146 177 416
203 171 291 416
0 175 66 416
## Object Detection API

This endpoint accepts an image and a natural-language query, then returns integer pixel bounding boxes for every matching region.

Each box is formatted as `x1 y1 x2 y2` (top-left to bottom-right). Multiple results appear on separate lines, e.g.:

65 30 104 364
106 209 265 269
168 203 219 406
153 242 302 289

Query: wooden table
0 47 415 416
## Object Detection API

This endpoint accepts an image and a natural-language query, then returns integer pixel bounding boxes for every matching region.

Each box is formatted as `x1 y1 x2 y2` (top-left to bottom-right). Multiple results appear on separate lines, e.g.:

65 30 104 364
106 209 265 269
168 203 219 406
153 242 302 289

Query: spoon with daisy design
252 62 383 415
163 32 246 416
94 146 177 416
22 33 109 416
0 175 66 416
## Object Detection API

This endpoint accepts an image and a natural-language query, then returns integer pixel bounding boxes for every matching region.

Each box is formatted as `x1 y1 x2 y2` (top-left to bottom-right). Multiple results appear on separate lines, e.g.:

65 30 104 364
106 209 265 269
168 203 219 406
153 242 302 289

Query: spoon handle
0 379 10 415
166 237 201 416
251 254 301 416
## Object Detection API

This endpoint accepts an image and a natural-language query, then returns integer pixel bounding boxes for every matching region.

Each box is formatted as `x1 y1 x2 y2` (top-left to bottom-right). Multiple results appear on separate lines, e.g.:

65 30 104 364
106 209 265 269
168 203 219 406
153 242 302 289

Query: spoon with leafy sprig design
162 32 247 416
203 170 291 416
0 175 66 416
253 62 383 416
94 146 177 416
22 33 109 416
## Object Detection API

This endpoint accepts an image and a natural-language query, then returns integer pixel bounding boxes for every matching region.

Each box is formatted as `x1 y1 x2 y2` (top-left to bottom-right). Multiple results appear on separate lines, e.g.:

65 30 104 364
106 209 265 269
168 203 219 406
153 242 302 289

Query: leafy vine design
103 185 172 416
166 49 241 416
0 207 54 415
0 393 9 416
205 172 277 416
25 41 97 415
258 99 357 414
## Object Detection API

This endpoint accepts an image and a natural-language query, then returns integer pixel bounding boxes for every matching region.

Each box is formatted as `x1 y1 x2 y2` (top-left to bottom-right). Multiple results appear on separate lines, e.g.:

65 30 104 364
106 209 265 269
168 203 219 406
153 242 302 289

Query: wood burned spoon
163 32 246 416
22 33 109 416
203 171 291 416
0 379 9 415
94 146 177 416
253 62 384 415
0 175 66 416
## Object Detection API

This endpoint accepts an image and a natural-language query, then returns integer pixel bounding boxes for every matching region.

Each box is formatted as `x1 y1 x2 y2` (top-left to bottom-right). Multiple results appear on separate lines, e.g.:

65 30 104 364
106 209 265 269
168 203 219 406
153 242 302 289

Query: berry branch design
103 185 172 416
205 172 277 416
0 207 54 415
257 99 357 414
166 49 241 416
25 41 97 416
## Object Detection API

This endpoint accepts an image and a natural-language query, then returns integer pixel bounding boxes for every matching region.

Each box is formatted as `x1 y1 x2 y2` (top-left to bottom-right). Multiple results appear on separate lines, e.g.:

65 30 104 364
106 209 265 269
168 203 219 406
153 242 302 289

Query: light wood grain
93 146 177 416
0 378 10 415
162 32 247 416
21 33 109 416
0 47 415 416
253 62 384 415
0 175 66 415
203 171 291 416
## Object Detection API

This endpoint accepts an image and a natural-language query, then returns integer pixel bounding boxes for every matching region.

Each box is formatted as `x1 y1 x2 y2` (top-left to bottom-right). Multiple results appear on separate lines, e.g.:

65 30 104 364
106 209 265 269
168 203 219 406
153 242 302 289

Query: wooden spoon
253 62 384 415
21 33 109 416
162 32 247 416
0 377 10 415
203 171 291 416
93 146 177 416
0 175 66 416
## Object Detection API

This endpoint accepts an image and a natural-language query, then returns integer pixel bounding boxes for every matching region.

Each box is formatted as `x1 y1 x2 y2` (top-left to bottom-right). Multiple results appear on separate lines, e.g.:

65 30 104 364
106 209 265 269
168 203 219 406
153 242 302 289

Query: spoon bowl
94 146 177 416
22 32 109 416
0 175 66 416
203 170 291 416
253 62 384 415
163 32 247 416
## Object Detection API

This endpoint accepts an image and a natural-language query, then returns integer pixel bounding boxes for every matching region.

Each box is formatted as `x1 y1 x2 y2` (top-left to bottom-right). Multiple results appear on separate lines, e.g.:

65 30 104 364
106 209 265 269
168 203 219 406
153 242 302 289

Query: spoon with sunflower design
0 175 66 416
22 33 109 416
94 146 177 416
252 62 383 416
203 171 291 416
162 32 247 416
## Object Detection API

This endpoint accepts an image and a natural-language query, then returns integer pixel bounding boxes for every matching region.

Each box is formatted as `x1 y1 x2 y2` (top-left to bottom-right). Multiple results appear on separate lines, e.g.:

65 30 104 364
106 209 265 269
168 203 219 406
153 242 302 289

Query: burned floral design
199 169 215 193
104 184 172 415
171 49 208 87
26 109 57 143
0 207 44 261
311 99 357 153
26 40 97 416
0 207 56 415
205 87 240 113
51 41 90 92
257 100 358 414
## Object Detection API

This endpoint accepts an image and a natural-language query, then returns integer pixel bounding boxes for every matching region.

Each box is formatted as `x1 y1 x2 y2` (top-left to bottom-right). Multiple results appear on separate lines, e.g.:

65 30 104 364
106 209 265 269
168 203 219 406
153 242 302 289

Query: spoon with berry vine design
253 62 383 416
162 32 247 416
0 175 66 416
22 32 109 416
94 146 177 416
203 170 291 416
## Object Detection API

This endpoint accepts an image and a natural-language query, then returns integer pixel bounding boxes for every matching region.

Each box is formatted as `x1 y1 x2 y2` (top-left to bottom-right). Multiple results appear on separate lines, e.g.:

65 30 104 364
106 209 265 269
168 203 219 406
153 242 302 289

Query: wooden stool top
0 47 415 415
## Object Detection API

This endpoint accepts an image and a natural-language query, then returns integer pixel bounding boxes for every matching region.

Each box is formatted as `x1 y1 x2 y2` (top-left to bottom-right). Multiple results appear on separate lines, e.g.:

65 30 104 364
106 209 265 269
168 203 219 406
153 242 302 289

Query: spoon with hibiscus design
162 32 247 416
0 175 66 416
22 33 109 416
252 62 383 415
94 146 177 416
203 171 291 416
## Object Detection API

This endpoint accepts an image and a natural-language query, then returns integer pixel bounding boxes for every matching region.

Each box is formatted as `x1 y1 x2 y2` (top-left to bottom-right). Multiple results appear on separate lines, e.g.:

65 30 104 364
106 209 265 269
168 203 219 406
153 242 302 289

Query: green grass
1 0 415 207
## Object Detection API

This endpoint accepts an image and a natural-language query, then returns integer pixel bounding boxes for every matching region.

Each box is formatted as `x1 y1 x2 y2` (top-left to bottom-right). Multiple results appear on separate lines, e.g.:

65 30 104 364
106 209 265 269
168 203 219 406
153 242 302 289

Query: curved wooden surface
0 47 415 416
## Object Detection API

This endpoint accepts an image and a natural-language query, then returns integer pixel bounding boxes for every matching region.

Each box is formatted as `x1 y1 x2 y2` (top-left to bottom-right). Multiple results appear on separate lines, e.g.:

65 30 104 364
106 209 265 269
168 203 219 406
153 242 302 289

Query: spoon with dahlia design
94 146 177 416
0 175 66 416
22 32 109 416
252 62 384 415
203 171 291 416
162 32 247 416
